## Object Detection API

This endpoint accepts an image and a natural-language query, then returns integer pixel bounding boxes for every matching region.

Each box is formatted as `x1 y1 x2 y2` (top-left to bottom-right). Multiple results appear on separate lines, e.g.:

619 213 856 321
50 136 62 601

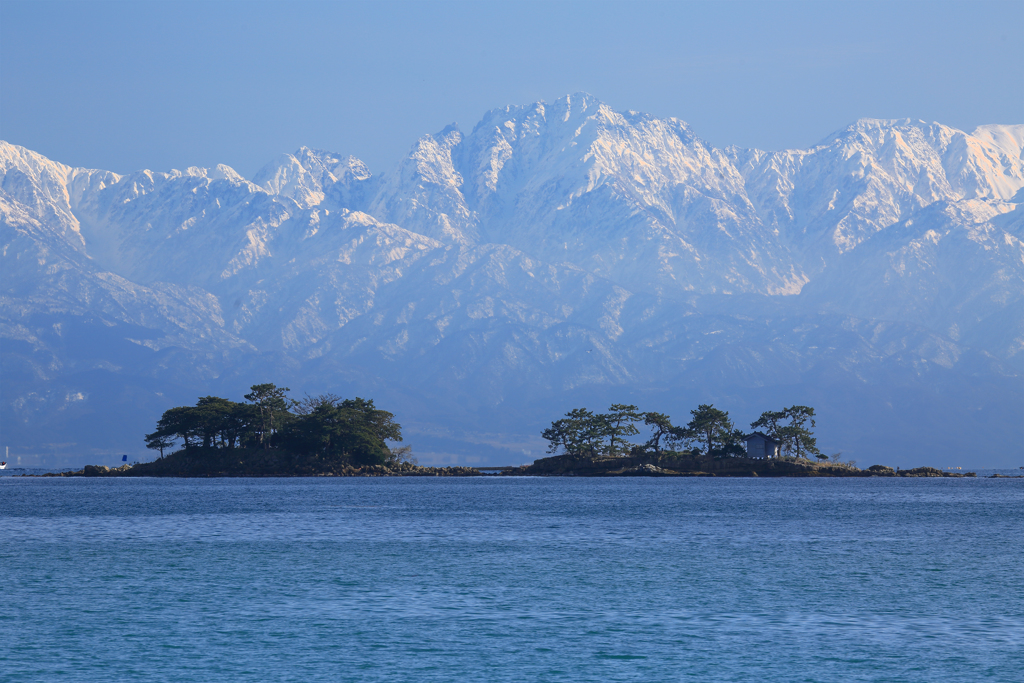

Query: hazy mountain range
3 93 1022 467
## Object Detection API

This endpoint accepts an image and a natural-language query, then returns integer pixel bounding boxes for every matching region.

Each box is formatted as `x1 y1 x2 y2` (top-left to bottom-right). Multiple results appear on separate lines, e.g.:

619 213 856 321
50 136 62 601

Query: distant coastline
33 453 982 478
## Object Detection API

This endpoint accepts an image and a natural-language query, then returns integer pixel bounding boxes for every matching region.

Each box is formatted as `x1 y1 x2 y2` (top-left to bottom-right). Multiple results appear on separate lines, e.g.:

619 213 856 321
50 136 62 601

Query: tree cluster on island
541 403 825 461
143 383 414 472
49 389 972 478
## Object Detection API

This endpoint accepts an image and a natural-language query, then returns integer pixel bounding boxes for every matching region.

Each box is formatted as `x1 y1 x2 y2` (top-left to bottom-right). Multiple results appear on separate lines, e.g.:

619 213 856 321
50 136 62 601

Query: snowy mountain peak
730 117 1024 266
209 164 245 183
365 125 477 244
249 146 374 210
3 99 1023 467
552 91 604 122
252 152 326 207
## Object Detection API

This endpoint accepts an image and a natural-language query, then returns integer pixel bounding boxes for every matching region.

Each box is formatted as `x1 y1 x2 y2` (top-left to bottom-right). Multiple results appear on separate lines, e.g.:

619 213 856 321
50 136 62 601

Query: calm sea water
1 476 1021 682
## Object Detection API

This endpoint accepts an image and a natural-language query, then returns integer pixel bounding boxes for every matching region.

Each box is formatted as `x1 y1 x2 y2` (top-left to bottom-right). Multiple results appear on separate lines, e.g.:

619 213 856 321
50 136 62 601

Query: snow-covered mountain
2 94 1021 467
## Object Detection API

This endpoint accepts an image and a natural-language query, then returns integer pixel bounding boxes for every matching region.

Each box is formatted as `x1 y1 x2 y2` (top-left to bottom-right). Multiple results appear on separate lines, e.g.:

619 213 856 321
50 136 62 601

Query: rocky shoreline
498 454 977 478
38 463 485 478
31 456 981 478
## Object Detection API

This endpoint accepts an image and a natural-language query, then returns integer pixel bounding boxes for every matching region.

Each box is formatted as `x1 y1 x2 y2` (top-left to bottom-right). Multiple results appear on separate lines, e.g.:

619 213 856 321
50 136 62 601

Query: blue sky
1 0 1021 177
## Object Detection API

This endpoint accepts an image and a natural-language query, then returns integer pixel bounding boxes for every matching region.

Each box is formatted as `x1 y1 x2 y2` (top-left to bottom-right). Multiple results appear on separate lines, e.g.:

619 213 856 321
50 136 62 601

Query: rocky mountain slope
2 94 1021 467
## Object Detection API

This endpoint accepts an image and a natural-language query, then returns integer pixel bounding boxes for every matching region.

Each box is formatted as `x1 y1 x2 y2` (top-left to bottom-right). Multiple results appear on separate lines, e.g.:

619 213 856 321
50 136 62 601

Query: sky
1 0 1021 178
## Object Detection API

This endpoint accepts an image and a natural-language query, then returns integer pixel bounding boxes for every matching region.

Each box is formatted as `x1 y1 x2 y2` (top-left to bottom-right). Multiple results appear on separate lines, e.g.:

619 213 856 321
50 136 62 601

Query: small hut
744 432 780 459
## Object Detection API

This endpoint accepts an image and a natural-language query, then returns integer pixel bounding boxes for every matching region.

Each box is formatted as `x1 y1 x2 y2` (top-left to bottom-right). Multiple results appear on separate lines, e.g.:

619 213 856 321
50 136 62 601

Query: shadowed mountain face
2 94 1022 468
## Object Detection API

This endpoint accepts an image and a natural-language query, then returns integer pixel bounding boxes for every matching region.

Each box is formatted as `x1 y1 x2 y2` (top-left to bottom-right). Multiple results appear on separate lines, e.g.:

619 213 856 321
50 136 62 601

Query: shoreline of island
31 452 983 478
28 385 997 480
490 453 979 478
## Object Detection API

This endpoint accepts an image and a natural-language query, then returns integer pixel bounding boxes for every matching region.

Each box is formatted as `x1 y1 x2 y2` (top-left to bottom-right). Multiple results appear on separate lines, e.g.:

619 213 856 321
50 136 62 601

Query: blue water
2 477 1021 682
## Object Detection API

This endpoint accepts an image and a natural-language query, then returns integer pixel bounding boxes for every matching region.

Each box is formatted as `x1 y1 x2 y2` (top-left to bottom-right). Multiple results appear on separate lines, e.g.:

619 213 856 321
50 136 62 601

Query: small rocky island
46 384 482 478
498 403 976 477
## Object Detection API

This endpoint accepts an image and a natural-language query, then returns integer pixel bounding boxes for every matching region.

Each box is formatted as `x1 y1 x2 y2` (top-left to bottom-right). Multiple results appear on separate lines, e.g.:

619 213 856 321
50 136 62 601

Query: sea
2 473 1022 682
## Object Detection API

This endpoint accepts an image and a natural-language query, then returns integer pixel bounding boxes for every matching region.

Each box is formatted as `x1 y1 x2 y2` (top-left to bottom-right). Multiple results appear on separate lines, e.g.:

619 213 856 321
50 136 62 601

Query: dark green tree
193 396 240 448
642 412 675 455
605 404 641 455
778 406 821 460
293 394 401 445
750 405 822 460
340 397 402 444
542 408 607 459
220 402 257 449
720 429 747 457
244 383 291 449
144 432 175 458
149 406 203 449
542 408 584 457
147 397 251 453
664 424 694 453
749 409 784 438
280 395 398 467
683 404 740 457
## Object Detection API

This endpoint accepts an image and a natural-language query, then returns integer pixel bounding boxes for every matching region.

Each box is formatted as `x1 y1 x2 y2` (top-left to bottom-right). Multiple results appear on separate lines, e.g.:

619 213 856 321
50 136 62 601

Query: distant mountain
2 94 1021 467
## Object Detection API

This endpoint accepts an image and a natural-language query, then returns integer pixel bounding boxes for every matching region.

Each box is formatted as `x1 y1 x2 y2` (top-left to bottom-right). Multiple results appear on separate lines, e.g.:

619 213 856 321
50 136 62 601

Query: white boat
0 462 6 470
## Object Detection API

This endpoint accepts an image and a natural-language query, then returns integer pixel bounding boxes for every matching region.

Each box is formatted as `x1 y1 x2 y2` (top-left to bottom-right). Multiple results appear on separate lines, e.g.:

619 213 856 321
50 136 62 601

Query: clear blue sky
1 0 1021 178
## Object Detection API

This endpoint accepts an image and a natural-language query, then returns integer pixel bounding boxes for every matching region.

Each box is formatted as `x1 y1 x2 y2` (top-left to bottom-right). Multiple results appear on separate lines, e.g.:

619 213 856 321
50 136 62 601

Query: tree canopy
679 404 745 457
145 384 404 469
541 402 823 461
750 405 822 460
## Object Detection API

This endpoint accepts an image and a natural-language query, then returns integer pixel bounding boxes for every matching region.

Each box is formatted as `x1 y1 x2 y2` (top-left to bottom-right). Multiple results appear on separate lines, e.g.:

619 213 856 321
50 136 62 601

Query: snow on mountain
367 125 480 244
252 147 374 210
969 124 1024 193
801 198 1024 367
1 95 1021 467
730 119 1024 270
1 161 249 354
68 163 291 288
363 94 804 296
0 143 119 254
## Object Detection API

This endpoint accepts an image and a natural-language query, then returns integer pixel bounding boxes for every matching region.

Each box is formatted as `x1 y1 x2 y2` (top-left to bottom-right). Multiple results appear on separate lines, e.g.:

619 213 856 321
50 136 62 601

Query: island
501 403 976 477
39 389 976 478
45 384 482 477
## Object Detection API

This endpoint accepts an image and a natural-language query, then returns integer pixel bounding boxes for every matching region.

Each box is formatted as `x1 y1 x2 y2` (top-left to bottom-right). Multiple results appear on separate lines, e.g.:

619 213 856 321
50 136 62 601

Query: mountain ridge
2 93 1021 467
